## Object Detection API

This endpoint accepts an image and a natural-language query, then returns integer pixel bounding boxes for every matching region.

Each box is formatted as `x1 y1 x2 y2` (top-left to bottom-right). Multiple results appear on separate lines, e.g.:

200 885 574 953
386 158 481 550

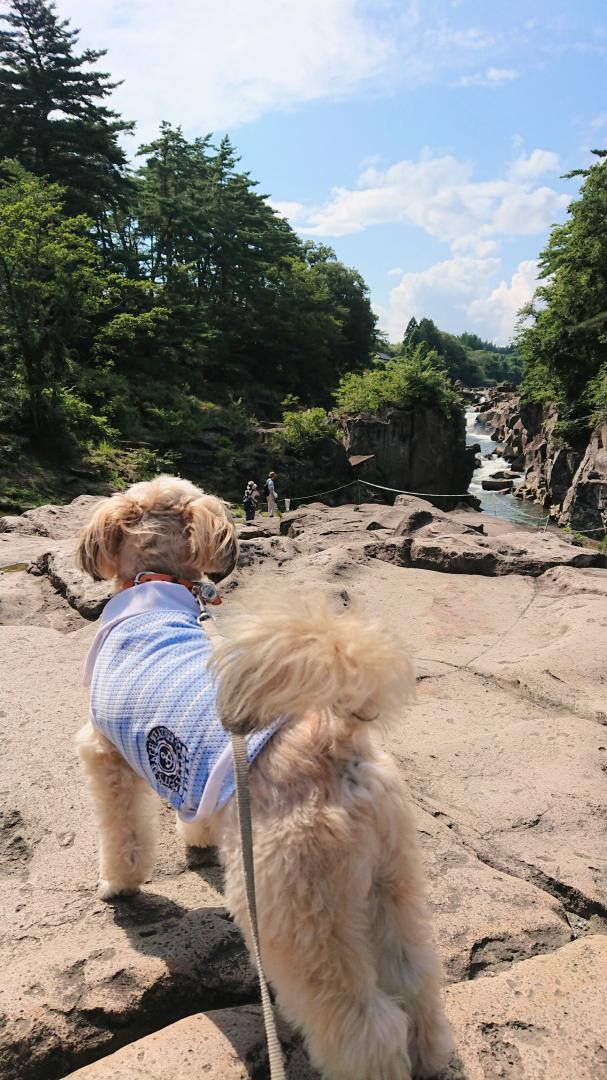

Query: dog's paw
98 878 140 901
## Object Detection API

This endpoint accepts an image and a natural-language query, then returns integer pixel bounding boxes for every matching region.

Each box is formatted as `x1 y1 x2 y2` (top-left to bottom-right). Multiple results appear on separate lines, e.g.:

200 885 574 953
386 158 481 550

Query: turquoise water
465 407 548 528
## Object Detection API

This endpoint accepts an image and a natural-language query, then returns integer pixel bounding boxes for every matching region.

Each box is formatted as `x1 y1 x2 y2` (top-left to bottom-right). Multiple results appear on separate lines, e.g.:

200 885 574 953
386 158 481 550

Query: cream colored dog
76 476 452 1080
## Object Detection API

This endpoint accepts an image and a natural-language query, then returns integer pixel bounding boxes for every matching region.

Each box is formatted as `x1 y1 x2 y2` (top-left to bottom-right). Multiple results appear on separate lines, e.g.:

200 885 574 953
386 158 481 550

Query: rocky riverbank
1 495 606 1079
1 400 474 517
474 388 607 536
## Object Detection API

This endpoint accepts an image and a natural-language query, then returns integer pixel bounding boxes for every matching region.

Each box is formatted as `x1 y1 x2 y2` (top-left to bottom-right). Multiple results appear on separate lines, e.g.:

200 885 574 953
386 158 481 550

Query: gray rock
30 542 113 620
441 937 607 1080
64 1006 319 1079
341 403 474 498
0 515 39 535
17 495 104 539
281 500 607 576
560 421 607 536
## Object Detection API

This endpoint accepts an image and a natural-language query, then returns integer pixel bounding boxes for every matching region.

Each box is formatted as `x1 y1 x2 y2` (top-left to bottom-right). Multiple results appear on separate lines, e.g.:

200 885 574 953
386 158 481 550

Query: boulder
341 403 473 498
0 514 39 535
489 469 520 480
280 500 607 577
63 1007 318 1080
559 421 607 536
406 529 606 576
29 542 113 620
481 478 513 492
10 495 103 539
442 937 607 1080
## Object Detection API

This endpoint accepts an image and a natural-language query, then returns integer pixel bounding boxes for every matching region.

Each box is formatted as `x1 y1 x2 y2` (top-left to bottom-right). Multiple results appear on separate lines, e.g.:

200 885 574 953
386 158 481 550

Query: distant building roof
348 453 375 467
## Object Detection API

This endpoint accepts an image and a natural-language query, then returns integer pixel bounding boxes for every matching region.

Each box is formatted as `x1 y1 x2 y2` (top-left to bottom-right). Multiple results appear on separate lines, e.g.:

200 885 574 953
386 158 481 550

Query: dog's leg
76 722 158 900
369 780 453 1077
220 805 413 1080
175 814 215 849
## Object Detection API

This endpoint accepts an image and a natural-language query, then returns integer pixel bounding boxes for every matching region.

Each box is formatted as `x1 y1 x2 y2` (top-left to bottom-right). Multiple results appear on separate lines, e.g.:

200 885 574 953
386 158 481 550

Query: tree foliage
0 0 132 217
401 317 522 386
0 0 379 459
335 346 458 417
518 150 607 418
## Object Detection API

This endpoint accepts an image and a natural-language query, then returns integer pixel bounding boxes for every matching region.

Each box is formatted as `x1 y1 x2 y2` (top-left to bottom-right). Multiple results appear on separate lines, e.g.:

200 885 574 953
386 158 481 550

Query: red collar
120 572 221 605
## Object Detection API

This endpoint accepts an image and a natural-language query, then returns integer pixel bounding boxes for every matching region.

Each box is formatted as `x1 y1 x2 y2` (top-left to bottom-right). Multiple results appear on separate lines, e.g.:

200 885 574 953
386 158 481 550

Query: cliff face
560 421 607 533
341 404 475 498
474 389 606 535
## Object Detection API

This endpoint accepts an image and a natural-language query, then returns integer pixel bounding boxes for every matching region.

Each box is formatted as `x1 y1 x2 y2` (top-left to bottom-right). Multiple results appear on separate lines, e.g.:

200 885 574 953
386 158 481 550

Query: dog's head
77 476 238 584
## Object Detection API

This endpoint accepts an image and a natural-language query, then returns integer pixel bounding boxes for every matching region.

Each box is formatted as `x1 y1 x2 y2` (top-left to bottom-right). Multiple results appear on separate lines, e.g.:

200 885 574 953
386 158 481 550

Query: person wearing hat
265 471 278 517
243 480 260 522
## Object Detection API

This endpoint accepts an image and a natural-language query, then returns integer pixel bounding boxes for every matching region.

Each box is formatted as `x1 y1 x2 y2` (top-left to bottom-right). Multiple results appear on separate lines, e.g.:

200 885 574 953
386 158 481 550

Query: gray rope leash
231 733 287 1080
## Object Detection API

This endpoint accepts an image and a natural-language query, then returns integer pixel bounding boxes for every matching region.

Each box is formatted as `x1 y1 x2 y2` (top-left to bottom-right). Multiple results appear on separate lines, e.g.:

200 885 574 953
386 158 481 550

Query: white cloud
280 150 569 253
508 149 560 180
271 200 307 221
57 0 396 137
55 0 510 138
378 257 539 345
467 260 539 342
380 255 500 341
455 66 520 87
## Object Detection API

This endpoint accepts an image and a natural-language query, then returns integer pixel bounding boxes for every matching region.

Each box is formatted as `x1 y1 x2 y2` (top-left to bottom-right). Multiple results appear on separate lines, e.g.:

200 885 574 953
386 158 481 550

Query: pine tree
0 0 133 216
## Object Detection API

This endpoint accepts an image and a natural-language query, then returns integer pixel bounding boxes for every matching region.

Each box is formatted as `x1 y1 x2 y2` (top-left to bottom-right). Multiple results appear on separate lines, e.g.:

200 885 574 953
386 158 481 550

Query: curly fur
75 476 452 1079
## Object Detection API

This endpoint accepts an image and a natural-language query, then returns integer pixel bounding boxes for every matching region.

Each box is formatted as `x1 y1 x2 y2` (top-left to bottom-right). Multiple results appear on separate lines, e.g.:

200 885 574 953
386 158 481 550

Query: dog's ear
76 494 137 581
186 495 238 579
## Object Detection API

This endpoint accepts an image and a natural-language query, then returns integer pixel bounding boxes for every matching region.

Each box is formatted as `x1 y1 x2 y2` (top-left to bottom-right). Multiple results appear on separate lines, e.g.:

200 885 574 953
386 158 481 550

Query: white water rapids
465 406 547 526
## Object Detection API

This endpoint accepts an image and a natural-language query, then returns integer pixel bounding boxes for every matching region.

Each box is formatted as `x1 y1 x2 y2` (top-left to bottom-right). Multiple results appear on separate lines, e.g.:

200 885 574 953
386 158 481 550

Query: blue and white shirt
84 582 280 821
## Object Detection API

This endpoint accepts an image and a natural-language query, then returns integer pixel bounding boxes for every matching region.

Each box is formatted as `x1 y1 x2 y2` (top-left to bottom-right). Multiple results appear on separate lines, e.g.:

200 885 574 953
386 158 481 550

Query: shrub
335 346 458 417
586 363 607 426
274 407 336 453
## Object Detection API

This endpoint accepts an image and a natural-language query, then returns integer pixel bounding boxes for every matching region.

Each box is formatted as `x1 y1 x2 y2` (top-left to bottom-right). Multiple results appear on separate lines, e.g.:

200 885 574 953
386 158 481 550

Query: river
465 406 548 527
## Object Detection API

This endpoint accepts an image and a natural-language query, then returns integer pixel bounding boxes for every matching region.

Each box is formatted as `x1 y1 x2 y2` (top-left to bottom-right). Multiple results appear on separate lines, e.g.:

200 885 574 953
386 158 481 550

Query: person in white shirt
266 471 278 517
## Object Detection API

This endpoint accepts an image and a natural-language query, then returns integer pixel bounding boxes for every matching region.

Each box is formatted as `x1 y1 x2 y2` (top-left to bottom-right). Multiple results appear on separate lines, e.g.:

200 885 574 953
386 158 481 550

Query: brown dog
76 475 452 1080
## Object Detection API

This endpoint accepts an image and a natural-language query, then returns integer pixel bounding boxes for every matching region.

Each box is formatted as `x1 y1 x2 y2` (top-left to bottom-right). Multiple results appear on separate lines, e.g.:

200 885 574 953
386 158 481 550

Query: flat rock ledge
64 937 607 1080
280 498 607 577
2 491 607 1080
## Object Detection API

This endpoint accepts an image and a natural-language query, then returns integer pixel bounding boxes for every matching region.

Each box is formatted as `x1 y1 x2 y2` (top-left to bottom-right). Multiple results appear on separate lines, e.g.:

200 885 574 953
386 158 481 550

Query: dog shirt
84 582 281 821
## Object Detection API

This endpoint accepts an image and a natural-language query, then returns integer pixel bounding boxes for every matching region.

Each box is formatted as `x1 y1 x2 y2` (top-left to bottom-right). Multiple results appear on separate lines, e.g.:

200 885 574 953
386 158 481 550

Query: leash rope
230 733 287 1080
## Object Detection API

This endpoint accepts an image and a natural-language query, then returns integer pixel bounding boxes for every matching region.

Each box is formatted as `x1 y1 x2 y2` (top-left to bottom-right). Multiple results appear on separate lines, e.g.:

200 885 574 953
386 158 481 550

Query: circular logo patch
146 726 189 798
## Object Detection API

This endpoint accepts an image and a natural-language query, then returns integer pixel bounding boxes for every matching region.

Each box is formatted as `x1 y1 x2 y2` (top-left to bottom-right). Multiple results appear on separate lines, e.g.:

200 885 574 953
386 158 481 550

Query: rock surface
560 420 607 535
65 937 607 1080
280 498 607 576
340 403 475 502
1 495 103 539
442 936 607 1079
1 493 606 1079
64 1007 319 1079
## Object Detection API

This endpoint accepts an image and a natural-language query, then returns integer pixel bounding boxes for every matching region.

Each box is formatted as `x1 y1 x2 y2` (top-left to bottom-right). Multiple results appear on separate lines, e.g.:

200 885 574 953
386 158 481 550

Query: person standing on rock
243 480 260 523
265 471 278 517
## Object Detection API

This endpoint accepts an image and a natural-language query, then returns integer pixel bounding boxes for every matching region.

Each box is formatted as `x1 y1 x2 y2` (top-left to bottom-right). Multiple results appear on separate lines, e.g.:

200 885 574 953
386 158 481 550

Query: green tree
303 242 376 375
519 150 607 412
0 0 132 217
0 165 167 439
335 345 457 417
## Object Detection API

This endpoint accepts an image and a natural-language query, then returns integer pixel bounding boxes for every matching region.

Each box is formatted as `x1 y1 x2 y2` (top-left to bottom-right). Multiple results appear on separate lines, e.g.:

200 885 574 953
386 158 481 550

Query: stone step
63 1005 319 1079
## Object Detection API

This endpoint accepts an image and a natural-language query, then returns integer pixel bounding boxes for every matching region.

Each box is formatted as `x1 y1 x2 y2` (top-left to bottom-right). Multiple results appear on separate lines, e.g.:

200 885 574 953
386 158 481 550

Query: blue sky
59 0 607 344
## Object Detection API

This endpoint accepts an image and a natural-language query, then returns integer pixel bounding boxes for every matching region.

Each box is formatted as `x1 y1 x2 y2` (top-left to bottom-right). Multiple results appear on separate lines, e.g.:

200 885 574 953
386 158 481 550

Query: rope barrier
285 480 357 505
561 524 607 535
359 480 472 498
